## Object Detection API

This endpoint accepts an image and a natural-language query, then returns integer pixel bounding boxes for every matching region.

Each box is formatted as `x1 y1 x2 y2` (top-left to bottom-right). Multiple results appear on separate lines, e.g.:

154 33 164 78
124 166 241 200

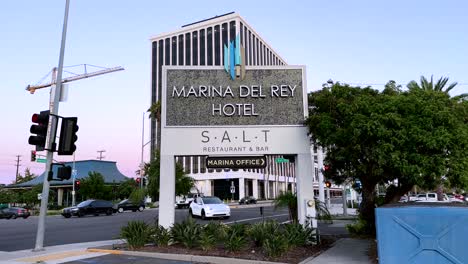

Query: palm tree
274 191 332 223
147 101 161 121
407 75 467 101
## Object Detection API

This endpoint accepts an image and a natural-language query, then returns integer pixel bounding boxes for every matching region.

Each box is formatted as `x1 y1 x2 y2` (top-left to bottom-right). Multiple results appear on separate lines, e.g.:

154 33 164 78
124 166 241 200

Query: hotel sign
206 156 267 169
164 67 305 127
161 66 309 156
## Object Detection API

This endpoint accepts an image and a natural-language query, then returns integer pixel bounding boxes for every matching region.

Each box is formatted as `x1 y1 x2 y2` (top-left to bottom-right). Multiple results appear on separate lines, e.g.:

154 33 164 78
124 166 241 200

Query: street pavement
0 202 361 264
0 205 290 252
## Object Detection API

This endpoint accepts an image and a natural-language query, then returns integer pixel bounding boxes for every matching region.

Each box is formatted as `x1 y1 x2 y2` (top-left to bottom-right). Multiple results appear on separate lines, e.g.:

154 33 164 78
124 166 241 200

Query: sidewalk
303 238 372 264
0 240 121 264
1 237 372 264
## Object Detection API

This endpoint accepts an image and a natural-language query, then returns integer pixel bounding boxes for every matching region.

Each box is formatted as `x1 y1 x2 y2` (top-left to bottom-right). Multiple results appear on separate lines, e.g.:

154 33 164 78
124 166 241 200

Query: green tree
129 188 146 204
79 172 112 200
115 179 137 200
15 168 36 184
147 150 195 201
306 82 468 235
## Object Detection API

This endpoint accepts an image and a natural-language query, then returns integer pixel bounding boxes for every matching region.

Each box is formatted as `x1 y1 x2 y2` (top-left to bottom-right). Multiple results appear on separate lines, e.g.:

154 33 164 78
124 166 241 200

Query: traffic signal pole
34 0 70 251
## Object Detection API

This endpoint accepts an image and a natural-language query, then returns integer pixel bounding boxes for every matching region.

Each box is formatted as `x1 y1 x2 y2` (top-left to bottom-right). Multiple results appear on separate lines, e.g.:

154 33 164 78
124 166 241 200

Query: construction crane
26 64 124 94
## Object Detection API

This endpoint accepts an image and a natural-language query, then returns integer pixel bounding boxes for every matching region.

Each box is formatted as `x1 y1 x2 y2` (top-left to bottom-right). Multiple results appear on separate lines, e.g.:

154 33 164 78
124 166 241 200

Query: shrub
120 221 150 250
171 217 201 248
224 223 247 252
263 229 289 258
283 222 315 247
248 220 280 247
199 231 217 251
346 218 370 237
150 224 171 247
203 221 227 242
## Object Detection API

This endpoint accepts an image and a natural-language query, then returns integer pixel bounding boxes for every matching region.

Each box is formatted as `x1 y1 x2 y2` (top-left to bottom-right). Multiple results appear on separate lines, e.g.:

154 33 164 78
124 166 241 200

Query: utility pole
34 0 70 252
14 155 21 183
97 150 106 160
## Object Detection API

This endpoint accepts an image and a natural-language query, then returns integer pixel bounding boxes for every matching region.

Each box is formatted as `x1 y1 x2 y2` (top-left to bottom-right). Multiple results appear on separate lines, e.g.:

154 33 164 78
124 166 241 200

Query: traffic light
57 165 72 180
74 180 81 191
28 110 50 151
136 178 141 186
30 150 36 162
325 180 331 188
58 117 78 155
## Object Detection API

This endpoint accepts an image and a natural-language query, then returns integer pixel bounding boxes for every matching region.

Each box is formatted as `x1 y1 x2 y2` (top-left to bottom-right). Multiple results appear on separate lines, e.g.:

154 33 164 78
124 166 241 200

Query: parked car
415 193 450 203
61 200 114 218
0 207 30 219
189 196 230 220
239 196 257 205
115 199 145 213
176 193 202 209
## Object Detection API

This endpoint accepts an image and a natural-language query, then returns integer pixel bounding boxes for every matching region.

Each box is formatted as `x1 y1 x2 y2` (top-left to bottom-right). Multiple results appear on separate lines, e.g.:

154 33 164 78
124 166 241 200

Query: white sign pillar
158 154 176 228
317 146 325 203
239 177 245 200
296 153 314 225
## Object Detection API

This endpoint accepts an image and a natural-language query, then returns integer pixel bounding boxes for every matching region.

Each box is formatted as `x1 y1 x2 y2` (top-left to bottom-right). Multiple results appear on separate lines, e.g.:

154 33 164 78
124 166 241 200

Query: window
248 31 252 65
171 36 177 65
428 194 436 198
207 27 213 66
200 156 206 173
221 23 228 60
185 33 191 65
192 31 198 65
151 41 157 102
229 21 236 43
240 22 243 45
164 38 170 65
184 156 190 174
158 40 163 101
214 25 220 65
193 156 199 174
178 34 184 65
200 29 205 65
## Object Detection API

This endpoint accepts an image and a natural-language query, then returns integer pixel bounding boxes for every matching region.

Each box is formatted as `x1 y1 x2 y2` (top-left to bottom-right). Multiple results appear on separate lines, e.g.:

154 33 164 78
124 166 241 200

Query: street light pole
34 0 70 251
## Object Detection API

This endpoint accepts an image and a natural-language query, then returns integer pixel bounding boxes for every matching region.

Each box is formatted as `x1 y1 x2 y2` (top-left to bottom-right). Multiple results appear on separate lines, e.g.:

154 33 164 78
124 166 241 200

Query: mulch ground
115 236 336 264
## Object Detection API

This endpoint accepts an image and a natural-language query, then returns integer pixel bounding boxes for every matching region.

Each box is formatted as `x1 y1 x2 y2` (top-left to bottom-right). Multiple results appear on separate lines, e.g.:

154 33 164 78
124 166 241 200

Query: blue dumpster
376 204 468 264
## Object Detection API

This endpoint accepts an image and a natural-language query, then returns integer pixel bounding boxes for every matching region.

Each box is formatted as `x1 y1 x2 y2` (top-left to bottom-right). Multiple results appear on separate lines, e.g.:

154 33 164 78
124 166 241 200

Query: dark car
239 196 257 205
115 199 145 213
0 207 31 219
61 200 114 218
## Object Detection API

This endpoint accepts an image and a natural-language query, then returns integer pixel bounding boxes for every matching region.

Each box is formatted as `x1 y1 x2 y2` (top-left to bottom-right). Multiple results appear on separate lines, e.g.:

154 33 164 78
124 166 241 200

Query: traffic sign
36 158 47 163
230 186 236 193
206 156 266 169
275 157 289 163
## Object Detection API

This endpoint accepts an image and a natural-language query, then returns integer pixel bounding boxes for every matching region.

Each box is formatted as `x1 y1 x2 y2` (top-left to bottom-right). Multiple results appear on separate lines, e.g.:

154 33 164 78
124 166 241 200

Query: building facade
150 13 343 200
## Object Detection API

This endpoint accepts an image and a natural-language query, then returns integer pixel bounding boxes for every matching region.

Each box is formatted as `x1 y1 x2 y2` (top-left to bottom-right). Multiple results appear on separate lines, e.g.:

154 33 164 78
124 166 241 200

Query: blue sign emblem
223 34 245 80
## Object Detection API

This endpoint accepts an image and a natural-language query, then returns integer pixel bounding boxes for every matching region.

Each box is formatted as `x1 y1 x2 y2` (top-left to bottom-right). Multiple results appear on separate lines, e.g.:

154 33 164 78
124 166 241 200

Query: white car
189 196 230 220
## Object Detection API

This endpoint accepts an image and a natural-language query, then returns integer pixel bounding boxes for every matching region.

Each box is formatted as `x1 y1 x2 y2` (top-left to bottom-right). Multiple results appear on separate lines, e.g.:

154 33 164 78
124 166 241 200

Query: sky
1 0 467 184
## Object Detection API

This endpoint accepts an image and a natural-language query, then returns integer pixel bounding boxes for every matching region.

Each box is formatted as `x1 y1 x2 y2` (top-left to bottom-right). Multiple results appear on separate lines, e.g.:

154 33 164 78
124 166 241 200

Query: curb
87 248 288 264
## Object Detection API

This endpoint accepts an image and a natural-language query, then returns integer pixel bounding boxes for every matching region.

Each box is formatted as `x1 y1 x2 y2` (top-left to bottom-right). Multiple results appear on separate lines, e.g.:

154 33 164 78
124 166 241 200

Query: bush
199 231 217 251
224 223 247 252
284 223 316 247
171 217 201 248
203 221 227 242
150 224 171 247
120 221 150 250
263 229 289 258
346 218 371 237
248 220 280 247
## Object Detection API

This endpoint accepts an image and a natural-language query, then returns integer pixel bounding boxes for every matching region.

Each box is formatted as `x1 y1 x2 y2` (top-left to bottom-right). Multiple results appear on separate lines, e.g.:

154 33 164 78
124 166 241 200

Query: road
0 206 290 252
